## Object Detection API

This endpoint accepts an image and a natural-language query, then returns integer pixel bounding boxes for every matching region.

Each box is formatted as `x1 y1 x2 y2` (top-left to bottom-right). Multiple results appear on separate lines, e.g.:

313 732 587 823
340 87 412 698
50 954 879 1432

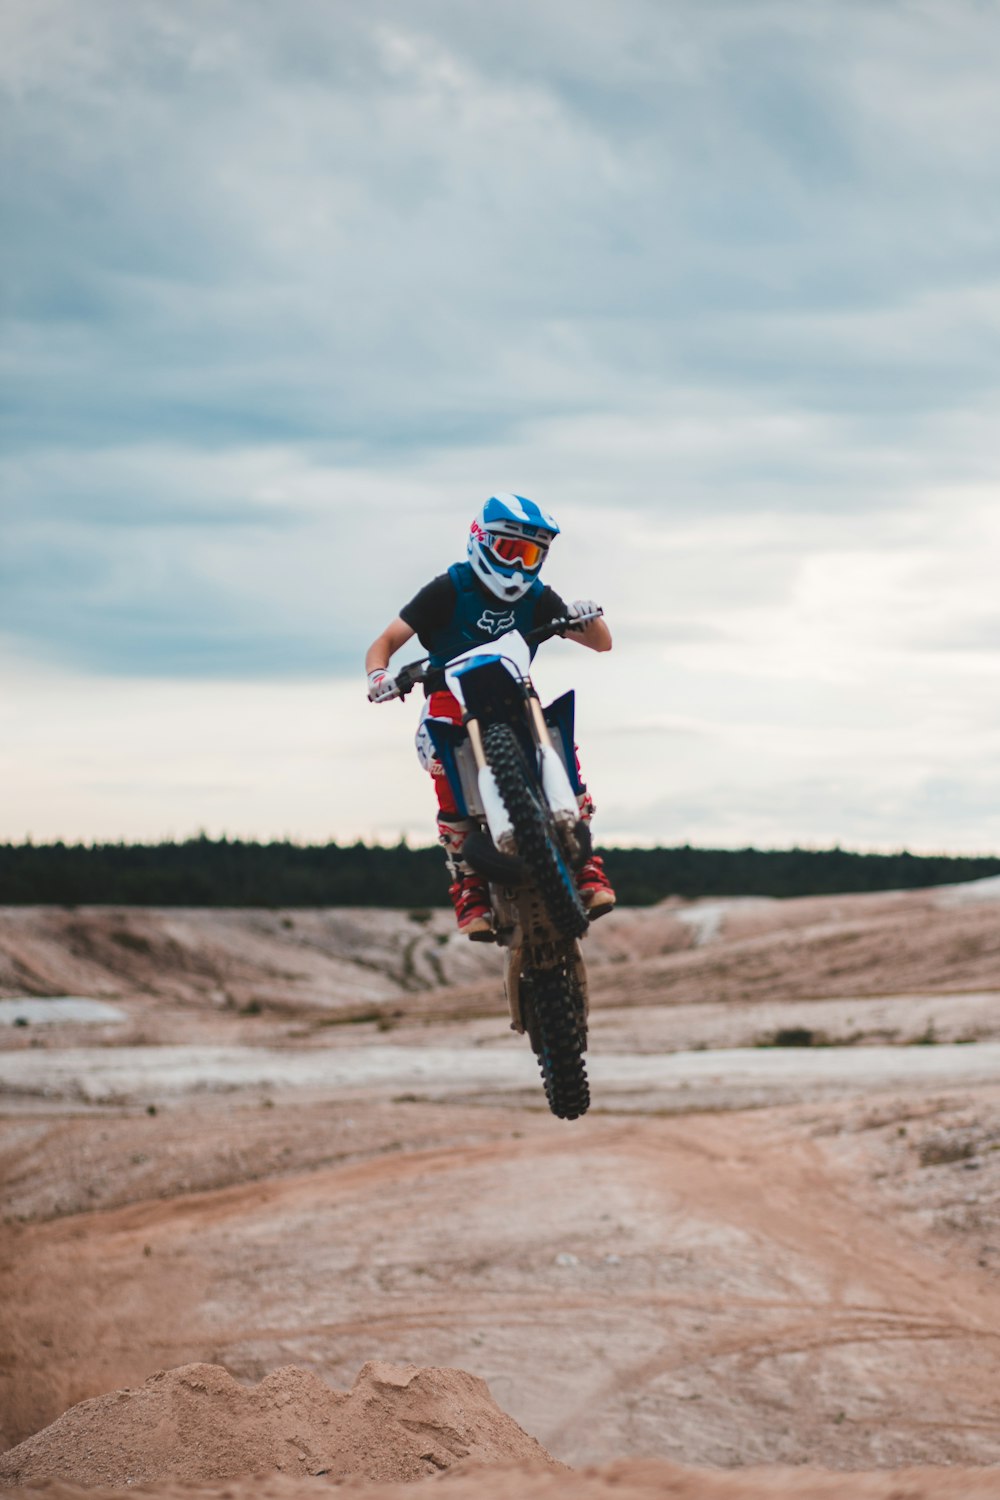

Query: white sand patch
675 896 775 947
0 998 128 1027
3 1039 1000 1106
676 903 726 946
934 873 1000 906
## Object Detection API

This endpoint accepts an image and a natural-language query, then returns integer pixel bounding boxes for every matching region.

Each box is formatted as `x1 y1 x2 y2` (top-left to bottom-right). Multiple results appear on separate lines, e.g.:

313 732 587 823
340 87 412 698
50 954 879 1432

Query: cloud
4 1 1000 845
6 0 1000 462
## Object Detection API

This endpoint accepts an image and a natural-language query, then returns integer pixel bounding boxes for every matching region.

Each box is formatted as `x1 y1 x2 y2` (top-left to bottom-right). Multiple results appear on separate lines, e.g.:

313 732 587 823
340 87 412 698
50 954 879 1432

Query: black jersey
400 565 568 695
401 569 567 650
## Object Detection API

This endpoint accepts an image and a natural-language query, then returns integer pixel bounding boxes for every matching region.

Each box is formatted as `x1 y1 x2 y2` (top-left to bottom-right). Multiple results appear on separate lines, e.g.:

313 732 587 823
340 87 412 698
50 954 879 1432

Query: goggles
488 533 546 571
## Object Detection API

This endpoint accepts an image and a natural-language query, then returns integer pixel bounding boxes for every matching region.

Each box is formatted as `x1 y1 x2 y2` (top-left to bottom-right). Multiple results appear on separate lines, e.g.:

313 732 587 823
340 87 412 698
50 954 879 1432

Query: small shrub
756 1025 827 1048
111 929 153 954
918 1137 975 1167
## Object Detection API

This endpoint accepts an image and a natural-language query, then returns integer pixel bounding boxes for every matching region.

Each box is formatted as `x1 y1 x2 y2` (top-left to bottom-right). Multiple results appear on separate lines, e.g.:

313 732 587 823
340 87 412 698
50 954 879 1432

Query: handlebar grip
565 606 603 632
394 659 430 697
525 608 603 645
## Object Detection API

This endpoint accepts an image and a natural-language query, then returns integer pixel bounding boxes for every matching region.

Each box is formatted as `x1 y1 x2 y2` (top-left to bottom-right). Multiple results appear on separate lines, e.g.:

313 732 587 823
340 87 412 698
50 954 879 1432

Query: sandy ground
2 882 1000 1497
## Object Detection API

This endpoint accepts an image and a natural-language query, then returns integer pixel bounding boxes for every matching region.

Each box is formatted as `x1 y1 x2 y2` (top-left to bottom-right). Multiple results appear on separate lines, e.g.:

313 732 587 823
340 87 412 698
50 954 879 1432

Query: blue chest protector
428 562 545 673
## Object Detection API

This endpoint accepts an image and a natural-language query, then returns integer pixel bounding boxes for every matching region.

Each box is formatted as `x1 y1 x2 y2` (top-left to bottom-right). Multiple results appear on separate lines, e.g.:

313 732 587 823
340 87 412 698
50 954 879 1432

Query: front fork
465 695 580 854
464 716 517 853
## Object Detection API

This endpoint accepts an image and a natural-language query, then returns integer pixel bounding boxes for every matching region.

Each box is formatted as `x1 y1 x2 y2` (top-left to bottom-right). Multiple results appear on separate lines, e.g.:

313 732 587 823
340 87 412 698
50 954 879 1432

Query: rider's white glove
367 669 400 703
567 599 602 632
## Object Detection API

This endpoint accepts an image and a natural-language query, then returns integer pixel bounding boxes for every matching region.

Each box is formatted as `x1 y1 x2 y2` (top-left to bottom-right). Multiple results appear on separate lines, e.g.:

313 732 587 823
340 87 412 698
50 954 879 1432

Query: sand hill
0 1361 556 1488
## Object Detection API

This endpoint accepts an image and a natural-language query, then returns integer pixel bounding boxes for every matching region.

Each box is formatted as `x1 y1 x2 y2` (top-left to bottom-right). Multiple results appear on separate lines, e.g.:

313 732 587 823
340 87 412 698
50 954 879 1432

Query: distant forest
2 839 999 907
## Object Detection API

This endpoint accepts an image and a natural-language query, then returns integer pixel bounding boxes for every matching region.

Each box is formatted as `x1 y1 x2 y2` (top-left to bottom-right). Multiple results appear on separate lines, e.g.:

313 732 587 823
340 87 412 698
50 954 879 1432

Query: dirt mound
0 906 502 1017
0 1361 556 1490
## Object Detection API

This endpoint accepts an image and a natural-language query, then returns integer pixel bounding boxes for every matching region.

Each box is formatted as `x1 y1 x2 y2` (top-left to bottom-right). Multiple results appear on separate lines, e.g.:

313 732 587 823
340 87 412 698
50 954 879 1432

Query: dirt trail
391 1470 1000 1500
7 1460 1000 1499
4 886 1000 1490
5 1104 1000 1470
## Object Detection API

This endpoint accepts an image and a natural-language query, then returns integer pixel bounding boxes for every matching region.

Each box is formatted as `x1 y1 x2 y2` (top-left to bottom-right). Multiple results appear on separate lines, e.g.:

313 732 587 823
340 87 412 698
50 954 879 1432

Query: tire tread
482 723 588 940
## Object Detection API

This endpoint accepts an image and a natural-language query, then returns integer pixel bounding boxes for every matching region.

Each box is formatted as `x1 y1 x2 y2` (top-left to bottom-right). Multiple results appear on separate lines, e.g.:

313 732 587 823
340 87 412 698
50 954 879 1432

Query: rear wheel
522 963 589 1120
482 722 588 941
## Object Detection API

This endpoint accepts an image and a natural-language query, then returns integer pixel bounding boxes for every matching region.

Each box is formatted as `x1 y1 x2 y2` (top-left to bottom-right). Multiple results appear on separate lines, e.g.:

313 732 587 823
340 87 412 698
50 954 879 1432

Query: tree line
1 838 998 907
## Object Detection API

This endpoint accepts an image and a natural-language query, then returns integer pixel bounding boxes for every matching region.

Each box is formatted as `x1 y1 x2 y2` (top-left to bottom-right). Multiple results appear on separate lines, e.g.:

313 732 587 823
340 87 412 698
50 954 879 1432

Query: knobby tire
482 721 590 1119
481 722 588 941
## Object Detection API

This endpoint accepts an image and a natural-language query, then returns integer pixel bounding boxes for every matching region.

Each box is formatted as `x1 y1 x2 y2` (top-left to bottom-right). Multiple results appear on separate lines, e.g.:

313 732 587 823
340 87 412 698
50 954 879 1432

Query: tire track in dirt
6 1107 1000 1467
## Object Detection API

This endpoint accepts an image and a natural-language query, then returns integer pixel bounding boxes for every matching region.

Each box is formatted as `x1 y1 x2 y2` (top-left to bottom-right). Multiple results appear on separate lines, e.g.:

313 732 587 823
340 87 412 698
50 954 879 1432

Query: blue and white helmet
468 493 560 602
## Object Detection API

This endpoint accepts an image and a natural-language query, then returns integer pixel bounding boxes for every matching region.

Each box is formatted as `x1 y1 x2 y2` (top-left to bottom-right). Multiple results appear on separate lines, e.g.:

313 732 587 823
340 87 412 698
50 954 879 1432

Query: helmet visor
489 534 546 571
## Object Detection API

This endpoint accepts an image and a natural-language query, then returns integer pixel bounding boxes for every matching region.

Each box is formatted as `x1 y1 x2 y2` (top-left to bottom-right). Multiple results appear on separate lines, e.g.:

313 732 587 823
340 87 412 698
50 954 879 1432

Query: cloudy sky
3 0 999 852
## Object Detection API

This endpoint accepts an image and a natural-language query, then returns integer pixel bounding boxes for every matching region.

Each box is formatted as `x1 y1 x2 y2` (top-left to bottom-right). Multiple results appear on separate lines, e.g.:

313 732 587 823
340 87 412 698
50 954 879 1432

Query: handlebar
526 607 603 647
390 608 604 699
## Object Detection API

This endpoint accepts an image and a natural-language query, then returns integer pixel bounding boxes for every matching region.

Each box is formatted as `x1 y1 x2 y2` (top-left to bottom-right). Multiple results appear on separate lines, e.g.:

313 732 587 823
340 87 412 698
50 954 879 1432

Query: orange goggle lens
489 535 545 569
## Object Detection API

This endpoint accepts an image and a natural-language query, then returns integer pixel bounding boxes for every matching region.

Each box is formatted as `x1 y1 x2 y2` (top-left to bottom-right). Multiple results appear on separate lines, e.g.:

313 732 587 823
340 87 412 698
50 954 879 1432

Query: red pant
425 691 464 817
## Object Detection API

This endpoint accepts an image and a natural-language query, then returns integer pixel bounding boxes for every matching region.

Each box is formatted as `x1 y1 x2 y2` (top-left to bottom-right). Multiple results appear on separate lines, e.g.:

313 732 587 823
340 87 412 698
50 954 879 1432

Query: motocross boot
448 873 494 940
576 854 616 919
438 817 494 940
574 790 616 919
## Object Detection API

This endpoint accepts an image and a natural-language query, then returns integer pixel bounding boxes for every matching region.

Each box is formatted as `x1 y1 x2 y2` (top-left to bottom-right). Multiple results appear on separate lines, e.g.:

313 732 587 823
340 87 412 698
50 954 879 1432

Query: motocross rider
365 494 616 939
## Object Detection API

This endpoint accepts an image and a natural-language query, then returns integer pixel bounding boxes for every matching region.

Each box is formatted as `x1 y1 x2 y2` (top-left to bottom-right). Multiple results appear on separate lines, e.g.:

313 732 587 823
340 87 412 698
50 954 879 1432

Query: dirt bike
393 612 605 1121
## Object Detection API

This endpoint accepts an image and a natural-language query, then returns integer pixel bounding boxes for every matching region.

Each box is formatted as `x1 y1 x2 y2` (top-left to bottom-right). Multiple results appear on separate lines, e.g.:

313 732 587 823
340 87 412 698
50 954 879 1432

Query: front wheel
482 722 588 941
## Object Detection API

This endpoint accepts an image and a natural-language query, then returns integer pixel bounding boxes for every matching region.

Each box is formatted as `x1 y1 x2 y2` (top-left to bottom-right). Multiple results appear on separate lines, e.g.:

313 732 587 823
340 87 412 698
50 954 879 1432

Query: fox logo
477 607 516 635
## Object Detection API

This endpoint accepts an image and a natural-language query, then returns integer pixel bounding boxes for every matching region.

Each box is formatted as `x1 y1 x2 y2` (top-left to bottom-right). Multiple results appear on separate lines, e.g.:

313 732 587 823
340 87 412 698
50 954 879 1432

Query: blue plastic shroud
426 719 472 819
543 691 582 794
451 654 502 676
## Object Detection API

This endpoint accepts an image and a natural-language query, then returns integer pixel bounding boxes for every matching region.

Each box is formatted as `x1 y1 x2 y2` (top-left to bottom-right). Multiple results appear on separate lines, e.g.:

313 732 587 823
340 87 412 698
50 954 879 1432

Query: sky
3 0 1000 853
